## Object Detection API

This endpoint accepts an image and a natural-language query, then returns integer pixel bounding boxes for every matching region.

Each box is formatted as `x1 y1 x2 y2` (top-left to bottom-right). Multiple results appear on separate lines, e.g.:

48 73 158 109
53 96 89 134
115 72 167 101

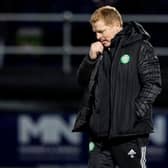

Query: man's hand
89 41 104 60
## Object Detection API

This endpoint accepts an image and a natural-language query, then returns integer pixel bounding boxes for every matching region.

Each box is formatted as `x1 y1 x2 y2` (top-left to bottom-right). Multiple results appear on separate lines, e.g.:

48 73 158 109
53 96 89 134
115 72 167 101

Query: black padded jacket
72 21 162 139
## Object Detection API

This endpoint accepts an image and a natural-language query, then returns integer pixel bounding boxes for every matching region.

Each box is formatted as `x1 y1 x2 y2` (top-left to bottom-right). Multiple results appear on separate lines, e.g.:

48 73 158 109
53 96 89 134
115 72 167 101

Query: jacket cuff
86 55 98 65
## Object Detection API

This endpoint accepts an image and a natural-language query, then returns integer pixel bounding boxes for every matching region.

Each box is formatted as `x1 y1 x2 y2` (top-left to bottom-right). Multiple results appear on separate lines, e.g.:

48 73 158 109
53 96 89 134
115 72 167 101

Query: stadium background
0 0 168 168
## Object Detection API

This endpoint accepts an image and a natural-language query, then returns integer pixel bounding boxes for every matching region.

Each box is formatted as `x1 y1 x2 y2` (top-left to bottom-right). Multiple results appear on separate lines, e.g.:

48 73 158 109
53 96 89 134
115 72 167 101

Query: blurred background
0 0 167 168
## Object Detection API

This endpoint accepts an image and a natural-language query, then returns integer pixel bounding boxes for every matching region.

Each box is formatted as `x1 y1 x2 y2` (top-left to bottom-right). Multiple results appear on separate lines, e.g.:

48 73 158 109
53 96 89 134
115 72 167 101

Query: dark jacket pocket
135 99 152 119
72 106 91 132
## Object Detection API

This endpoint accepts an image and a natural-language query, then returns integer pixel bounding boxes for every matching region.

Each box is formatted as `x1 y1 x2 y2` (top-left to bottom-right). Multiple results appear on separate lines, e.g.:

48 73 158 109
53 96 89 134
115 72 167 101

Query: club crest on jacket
120 54 131 64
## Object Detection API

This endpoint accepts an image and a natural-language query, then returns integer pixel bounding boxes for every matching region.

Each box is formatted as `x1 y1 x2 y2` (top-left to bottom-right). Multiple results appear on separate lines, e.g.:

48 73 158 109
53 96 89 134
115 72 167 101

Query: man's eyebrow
96 29 105 33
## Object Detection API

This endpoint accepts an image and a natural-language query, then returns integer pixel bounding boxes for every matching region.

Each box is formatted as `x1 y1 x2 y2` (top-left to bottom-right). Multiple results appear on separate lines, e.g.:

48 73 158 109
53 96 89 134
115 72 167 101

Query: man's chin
103 43 111 47
101 41 111 47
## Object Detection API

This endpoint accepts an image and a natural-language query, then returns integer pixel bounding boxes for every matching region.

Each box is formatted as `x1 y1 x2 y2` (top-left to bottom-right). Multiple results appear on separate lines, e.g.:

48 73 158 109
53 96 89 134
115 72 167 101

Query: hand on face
91 20 123 48
89 41 104 60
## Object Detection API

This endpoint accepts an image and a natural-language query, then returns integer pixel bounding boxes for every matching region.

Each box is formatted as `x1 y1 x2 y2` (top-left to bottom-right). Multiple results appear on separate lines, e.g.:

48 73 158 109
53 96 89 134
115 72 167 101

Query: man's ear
116 25 122 33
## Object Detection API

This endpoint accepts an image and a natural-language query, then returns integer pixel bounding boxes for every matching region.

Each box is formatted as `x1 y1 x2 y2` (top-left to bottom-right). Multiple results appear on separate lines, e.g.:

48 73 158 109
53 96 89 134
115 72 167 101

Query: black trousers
88 135 149 168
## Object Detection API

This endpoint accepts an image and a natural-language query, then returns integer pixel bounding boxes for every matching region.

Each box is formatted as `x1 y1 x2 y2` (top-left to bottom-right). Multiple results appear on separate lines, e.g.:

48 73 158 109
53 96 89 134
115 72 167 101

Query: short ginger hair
90 5 123 27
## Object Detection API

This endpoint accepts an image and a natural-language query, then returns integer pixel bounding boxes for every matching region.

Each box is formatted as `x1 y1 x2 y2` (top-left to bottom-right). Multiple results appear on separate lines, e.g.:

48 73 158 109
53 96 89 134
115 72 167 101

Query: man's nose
96 33 102 40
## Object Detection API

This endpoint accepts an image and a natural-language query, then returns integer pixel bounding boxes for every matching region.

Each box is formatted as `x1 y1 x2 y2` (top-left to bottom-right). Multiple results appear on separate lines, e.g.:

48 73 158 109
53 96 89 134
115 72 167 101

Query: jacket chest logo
120 54 131 64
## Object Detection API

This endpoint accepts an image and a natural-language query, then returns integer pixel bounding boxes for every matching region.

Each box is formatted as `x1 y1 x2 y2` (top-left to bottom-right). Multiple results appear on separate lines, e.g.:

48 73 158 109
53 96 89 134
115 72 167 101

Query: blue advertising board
0 107 167 167
0 111 88 167
147 107 168 168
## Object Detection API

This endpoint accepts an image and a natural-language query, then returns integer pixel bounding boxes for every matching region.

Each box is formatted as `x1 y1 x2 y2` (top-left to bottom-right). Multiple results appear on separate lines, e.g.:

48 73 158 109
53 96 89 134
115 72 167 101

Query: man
72 5 162 168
